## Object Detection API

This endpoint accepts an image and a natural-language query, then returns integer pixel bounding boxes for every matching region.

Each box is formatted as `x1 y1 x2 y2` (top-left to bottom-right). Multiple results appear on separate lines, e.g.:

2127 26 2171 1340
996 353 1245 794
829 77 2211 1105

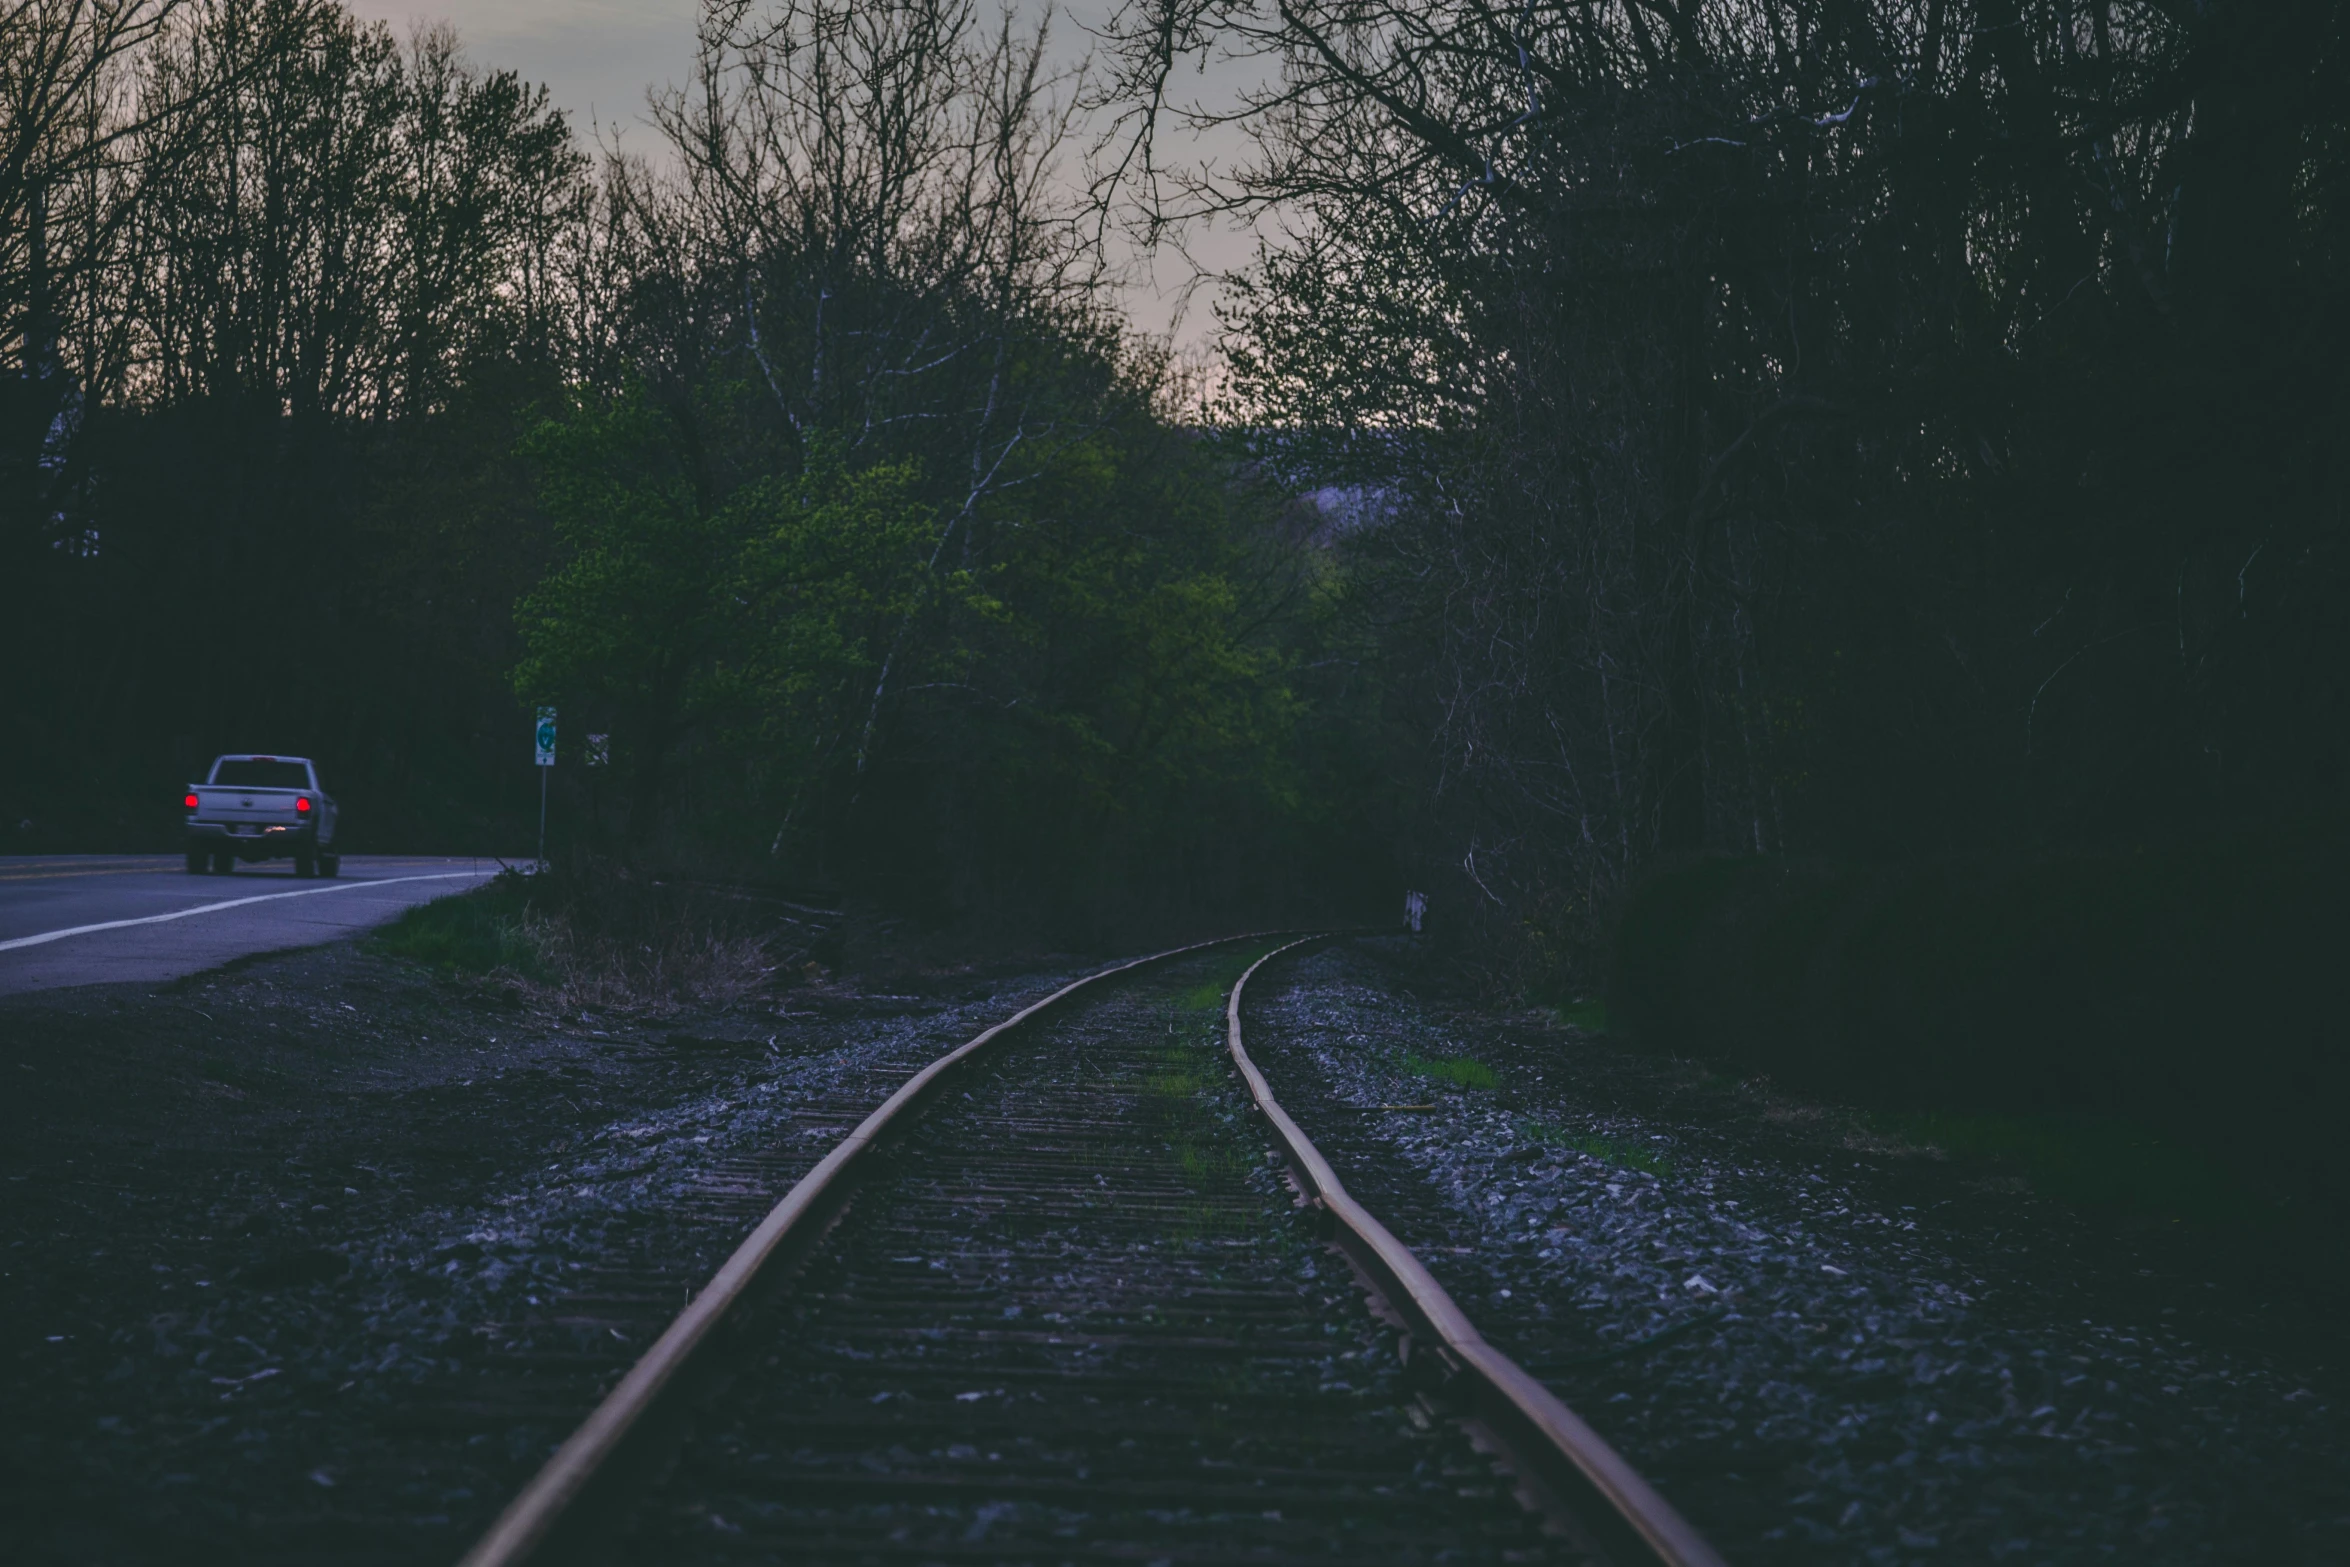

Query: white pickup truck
183 755 340 877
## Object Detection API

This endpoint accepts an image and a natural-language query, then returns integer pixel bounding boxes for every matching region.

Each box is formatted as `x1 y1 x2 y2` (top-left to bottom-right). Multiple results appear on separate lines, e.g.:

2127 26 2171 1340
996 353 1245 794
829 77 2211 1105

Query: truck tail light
184 793 199 810
295 797 312 814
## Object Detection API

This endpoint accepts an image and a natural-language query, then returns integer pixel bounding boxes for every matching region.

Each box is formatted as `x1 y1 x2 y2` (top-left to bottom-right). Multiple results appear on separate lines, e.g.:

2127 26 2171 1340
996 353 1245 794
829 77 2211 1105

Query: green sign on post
533 707 555 869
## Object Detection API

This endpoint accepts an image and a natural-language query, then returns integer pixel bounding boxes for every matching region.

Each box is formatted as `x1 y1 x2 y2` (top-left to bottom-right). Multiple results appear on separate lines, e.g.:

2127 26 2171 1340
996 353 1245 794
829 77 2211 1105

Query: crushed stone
1245 940 2350 1565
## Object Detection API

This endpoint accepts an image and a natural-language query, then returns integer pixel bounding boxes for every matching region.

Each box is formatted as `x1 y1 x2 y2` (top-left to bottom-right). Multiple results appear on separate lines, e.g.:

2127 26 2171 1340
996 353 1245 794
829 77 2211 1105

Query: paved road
0 855 506 995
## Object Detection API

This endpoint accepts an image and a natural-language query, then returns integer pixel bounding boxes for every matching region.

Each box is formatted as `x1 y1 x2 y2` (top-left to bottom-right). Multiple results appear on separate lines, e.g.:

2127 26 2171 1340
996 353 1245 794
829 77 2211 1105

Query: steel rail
1226 937 1730 1567
456 930 1291 1567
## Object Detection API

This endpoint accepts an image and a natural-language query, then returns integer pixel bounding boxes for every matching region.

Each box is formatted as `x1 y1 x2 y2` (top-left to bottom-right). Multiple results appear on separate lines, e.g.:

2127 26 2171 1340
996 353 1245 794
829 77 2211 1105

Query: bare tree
0 0 185 543
631 0 1126 796
121 1 584 422
1095 0 2350 979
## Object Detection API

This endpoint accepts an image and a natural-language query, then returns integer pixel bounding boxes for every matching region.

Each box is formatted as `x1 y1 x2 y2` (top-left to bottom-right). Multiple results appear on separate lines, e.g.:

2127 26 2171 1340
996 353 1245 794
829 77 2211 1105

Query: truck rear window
211 760 310 788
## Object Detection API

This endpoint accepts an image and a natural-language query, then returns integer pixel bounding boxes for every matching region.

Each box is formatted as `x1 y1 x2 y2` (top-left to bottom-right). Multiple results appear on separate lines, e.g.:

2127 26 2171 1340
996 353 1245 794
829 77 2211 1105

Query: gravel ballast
0 940 1100 1564
1245 939 2350 1565
13 928 2348 1565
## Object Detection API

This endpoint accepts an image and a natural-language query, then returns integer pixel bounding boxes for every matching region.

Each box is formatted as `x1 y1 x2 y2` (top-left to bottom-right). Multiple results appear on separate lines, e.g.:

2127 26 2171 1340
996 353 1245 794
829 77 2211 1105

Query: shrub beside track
1609 839 2350 1228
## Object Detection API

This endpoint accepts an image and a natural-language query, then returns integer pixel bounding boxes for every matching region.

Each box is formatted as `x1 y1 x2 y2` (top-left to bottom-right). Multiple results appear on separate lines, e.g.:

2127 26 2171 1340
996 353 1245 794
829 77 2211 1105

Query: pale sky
346 0 1266 349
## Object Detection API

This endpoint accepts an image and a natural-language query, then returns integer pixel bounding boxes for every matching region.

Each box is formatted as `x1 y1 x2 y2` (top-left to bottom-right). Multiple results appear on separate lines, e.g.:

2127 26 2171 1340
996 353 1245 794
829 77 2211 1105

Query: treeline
0 0 1388 935
2 0 594 852
1103 0 2350 980
10 0 2345 975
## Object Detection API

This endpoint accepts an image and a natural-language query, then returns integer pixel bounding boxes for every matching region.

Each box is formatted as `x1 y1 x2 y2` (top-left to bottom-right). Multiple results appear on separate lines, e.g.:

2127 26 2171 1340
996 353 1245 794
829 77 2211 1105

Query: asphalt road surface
0 855 505 995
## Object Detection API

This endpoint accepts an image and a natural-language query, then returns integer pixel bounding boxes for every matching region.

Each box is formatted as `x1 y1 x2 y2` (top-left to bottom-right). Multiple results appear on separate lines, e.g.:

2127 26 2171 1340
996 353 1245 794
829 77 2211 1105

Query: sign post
583 734 608 840
534 708 556 869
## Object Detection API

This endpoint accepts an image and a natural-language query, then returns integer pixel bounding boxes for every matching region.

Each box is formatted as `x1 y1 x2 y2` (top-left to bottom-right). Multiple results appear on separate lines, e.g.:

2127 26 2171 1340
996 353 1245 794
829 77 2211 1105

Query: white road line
0 872 492 953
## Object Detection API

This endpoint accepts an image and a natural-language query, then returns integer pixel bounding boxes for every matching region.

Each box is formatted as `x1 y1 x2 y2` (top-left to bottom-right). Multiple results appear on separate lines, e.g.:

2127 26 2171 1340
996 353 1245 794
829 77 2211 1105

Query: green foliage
373 875 545 978
5 0 1402 928
1516 1119 1673 1178
511 386 945 840
1869 1112 2271 1231
1552 999 1608 1033
1174 978 1231 1013
917 424 1320 897
1610 837 2350 1223
731 457 943 751
503 355 1383 933
1402 1053 1497 1091
1144 1018 1257 1239
512 387 740 722
1173 943 1297 1013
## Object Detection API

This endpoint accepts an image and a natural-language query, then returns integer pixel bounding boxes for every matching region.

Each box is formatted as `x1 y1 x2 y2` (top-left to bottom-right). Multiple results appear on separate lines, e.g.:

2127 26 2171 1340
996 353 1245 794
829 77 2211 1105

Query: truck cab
183 755 340 877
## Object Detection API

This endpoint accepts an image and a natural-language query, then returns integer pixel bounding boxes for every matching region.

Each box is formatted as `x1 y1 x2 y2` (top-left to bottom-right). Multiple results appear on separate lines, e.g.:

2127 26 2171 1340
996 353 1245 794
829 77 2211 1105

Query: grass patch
1402 1052 1498 1091
1144 1045 1212 1100
374 857 818 1009
1142 1021 1259 1237
373 874 545 979
1872 1111 2285 1230
1173 978 1229 1012
1517 1117 1674 1176
1172 940 1293 1012
1175 1141 1255 1186
1553 998 1609 1032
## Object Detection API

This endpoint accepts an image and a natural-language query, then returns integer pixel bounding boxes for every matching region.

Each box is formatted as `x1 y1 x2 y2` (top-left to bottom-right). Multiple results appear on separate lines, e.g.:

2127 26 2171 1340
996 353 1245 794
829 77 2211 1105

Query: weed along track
461 937 1723 1567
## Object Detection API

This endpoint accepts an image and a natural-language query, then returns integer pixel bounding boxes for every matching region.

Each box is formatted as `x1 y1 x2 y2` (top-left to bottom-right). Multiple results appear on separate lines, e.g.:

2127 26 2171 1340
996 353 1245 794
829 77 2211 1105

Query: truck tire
185 847 205 874
318 854 340 878
294 850 317 878
211 849 235 874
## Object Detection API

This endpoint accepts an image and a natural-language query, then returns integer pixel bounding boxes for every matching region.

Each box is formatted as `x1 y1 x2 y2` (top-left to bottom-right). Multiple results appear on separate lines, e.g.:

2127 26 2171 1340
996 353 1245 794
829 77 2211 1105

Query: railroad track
460 936 1726 1566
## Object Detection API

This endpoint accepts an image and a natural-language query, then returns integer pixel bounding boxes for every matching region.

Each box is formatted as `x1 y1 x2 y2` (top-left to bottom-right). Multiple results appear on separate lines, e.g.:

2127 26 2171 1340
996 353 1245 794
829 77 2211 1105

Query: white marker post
534 707 556 869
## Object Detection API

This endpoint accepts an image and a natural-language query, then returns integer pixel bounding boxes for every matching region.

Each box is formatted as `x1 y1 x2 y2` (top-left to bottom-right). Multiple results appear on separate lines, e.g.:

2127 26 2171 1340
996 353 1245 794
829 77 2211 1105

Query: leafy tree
0 0 1386 936
513 384 941 848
